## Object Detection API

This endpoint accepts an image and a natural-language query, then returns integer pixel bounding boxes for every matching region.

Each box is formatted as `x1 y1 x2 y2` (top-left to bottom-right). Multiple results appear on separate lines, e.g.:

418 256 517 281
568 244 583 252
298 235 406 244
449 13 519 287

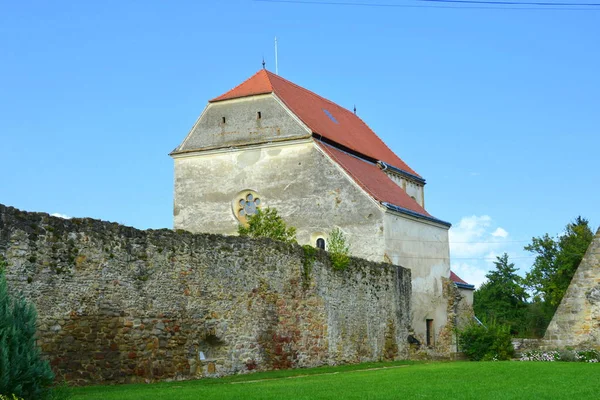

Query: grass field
71 361 600 399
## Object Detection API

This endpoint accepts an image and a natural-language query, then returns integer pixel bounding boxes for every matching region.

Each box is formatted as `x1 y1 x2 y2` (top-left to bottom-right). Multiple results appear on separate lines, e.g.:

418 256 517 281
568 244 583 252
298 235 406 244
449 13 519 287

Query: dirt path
230 364 411 384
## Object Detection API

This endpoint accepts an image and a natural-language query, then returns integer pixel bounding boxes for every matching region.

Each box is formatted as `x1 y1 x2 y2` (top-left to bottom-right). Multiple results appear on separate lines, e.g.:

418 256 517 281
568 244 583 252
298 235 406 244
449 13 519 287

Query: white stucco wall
386 173 424 208
173 141 387 262
383 213 451 344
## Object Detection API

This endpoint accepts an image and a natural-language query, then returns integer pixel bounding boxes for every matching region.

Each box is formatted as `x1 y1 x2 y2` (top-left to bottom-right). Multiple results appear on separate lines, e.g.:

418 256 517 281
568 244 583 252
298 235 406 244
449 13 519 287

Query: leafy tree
0 257 55 399
474 253 528 335
522 216 594 335
525 216 593 309
327 228 351 270
238 208 297 244
522 299 550 339
458 320 514 361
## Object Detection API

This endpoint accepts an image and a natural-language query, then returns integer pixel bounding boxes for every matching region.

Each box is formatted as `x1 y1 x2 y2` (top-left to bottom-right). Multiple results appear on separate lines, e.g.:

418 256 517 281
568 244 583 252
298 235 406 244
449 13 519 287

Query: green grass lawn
70 361 600 399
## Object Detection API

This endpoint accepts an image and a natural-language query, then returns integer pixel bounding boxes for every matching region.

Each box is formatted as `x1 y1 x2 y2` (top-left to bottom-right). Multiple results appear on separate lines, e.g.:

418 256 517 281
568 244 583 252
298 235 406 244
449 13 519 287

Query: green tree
525 217 593 308
523 216 594 335
327 228 351 270
238 208 297 244
474 253 528 335
0 257 55 399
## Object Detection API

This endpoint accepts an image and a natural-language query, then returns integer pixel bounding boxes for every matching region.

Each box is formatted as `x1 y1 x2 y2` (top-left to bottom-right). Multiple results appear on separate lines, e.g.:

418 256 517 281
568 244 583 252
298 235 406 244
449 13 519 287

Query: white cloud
51 213 71 219
451 262 489 289
449 215 512 288
492 227 508 238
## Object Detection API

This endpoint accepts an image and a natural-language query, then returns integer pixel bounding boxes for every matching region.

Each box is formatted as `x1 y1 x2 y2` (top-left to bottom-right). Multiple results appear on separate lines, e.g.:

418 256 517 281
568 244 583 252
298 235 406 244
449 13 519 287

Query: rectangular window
426 319 434 347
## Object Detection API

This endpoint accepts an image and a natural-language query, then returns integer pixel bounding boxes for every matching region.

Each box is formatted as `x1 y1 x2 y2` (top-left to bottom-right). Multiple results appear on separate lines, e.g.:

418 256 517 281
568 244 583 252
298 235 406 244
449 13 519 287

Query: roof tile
450 271 470 285
317 142 431 218
211 70 420 177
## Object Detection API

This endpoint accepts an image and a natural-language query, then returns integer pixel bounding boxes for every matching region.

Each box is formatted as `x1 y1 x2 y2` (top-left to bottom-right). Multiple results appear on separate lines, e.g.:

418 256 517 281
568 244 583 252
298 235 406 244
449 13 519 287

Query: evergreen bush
0 257 55 399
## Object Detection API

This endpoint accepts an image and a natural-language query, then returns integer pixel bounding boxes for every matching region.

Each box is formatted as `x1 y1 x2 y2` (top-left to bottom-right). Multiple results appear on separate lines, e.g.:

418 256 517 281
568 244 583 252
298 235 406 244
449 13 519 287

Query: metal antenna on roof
353 105 357 115
262 57 266 69
274 37 279 75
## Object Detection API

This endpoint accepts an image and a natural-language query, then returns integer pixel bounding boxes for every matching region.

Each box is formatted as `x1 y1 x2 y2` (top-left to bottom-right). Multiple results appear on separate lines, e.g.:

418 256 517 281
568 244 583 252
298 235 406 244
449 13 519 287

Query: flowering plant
520 349 599 363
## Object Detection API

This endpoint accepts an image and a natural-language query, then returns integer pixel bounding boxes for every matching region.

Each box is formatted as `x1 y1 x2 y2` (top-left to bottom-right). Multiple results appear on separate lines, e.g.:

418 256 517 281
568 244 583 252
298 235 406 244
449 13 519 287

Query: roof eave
209 91 274 103
378 161 426 185
454 282 475 290
382 202 452 228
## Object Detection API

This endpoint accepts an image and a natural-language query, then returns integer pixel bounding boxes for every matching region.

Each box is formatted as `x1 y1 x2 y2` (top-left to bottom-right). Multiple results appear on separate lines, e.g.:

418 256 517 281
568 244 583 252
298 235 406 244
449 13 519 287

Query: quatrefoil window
238 193 261 217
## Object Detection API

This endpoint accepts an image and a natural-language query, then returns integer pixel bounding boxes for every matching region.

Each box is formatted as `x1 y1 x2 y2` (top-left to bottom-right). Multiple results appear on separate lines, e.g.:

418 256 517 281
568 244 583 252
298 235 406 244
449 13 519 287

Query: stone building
171 69 455 349
543 228 600 349
450 271 475 330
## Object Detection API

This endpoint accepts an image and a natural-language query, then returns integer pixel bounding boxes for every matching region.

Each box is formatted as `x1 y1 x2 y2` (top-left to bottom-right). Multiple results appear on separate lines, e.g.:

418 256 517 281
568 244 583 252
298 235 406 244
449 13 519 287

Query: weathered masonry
0 204 411 385
543 228 600 349
171 69 460 349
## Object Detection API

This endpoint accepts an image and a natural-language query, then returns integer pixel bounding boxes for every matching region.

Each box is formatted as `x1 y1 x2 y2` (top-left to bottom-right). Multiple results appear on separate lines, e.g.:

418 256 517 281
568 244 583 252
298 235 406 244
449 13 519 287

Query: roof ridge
266 70 352 113
266 71 420 178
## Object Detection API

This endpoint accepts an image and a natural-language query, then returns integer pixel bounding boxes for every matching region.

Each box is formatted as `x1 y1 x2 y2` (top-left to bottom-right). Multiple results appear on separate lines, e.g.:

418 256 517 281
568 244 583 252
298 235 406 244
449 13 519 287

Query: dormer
378 161 426 208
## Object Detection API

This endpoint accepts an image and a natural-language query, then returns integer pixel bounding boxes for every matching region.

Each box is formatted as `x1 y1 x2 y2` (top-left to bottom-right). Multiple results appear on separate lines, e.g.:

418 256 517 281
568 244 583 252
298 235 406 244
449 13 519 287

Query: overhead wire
254 0 600 10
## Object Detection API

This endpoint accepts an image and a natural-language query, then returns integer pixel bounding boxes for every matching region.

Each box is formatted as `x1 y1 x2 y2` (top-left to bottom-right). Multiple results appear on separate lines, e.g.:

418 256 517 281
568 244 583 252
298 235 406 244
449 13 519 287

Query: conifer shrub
0 257 55 399
328 228 350 271
238 208 297 244
458 320 514 361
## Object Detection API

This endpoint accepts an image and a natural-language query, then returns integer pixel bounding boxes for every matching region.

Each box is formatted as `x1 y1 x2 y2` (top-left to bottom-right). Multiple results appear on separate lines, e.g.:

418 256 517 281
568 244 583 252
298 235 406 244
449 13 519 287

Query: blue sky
1 0 598 287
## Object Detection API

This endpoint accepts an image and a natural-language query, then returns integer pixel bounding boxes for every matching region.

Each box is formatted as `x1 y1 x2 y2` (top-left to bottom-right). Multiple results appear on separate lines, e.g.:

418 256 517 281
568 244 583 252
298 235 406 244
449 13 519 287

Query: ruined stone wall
542 229 600 350
0 204 411 385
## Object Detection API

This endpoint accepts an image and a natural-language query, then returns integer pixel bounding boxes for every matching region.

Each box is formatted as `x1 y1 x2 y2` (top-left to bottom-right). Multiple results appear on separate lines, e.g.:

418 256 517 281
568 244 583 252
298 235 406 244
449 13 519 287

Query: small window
323 109 339 124
316 238 325 250
257 111 262 119
426 319 434 347
222 116 226 123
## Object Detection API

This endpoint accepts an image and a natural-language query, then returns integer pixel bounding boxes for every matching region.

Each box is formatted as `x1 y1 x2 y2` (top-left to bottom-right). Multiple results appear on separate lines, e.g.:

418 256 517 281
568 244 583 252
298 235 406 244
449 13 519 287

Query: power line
397 252 600 260
386 238 535 243
254 0 600 10
422 0 600 5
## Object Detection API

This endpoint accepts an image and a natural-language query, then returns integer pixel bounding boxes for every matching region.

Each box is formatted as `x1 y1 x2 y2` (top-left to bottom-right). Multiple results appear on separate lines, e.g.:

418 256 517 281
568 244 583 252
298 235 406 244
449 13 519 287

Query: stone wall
542 228 600 350
0 204 411 385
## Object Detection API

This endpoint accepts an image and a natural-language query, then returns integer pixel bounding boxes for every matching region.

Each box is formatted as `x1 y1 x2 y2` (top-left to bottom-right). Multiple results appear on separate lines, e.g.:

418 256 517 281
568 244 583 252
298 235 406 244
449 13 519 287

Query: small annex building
171 69 465 350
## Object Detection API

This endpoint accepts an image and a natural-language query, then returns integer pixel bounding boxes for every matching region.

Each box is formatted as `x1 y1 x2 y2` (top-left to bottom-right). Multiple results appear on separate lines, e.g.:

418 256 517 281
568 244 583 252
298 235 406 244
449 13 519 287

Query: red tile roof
210 70 420 177
450 271 470 286
317 142 431 218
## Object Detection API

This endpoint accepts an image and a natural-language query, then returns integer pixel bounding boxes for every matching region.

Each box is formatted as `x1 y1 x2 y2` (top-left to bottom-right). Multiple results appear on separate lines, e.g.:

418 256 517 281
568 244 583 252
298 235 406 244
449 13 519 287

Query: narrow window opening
426 319 434 347
316 238 325 250
222 116 226 123
257 111 262 119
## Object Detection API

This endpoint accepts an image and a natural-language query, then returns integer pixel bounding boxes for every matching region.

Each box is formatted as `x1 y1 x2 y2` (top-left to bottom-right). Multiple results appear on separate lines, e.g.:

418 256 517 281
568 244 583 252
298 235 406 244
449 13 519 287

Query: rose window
238 193 261 218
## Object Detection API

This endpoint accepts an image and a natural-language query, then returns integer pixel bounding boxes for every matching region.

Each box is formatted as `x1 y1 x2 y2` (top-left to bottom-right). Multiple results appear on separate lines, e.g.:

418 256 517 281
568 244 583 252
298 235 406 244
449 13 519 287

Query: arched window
316 238 326 250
